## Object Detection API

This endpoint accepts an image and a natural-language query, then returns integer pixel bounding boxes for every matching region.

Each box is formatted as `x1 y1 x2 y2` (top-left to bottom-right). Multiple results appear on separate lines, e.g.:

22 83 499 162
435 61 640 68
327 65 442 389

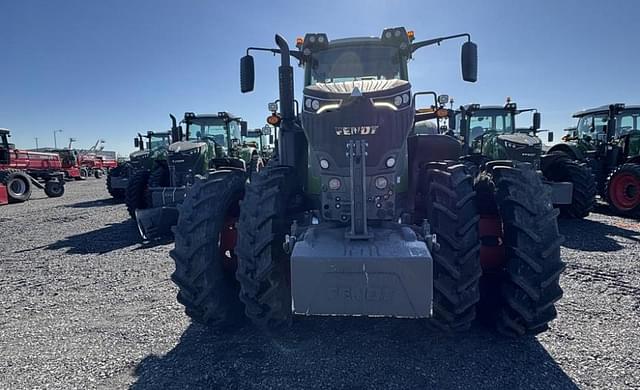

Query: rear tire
106 167 126 200
170 171 246 328
125 170 150 219
422 162 481 332
0 169 32 203
44 180 64 198
487 162 565 337
605 163 640 217
542 155 596 219
94 169 103 179
236 165 295 331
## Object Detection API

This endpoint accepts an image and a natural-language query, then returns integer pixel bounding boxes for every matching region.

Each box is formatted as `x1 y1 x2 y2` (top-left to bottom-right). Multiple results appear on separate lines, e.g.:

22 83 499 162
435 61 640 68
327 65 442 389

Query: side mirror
240 121 248 137
134 138 139 148
461 41 478 83
240 55 255 93
547 131 554 143
448 111 457 130
533 112 541 130
269 134 274 144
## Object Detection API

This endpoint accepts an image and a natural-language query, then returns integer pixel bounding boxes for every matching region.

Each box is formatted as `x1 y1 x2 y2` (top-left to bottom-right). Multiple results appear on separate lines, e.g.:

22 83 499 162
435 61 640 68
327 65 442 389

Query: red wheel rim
219 216 238 271
609 172 640 211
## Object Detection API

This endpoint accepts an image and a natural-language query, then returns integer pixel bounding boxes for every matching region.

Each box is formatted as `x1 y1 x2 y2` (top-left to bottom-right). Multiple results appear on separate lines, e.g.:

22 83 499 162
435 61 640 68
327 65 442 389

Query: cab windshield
148 135 170 150
458 110 514 143
307 45 404 85
576 115 608 139
188 119 229 146
616 111 640 136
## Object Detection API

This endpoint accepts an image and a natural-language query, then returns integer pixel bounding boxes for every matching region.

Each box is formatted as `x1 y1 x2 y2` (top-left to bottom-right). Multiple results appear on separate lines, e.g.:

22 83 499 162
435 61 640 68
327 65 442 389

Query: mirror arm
411 33 471 53
247 47 303 61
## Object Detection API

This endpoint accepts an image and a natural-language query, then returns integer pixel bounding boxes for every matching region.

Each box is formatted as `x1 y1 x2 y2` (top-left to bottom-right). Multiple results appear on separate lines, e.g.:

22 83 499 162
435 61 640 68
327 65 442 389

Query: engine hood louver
305 79 410 99
130 150 149 159
498 133 541 146
169 141 206 153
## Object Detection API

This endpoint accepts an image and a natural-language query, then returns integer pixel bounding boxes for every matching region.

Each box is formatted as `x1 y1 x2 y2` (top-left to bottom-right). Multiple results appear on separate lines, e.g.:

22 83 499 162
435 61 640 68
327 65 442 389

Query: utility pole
53 129 63 148
35 137 39 150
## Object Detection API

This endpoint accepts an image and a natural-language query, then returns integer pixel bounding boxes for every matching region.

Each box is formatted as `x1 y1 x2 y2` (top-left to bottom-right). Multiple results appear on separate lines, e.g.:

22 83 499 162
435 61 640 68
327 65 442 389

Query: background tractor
548 104 640 216
169 28 563 337
106 130 171 200
132 112 260 240
453 102 596 218
0 128 65 205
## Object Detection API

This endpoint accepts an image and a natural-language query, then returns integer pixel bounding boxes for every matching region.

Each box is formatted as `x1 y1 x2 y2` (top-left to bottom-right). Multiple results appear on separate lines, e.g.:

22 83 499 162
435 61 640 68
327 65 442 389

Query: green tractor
169 28 564 337
132 111 261 240
548 104 640 216
106 131 171 200
453 102 596 218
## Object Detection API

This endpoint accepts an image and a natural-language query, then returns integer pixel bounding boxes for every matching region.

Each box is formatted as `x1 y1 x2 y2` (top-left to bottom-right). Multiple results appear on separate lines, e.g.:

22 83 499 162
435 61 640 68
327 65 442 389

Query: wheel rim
609 172 640 211
9 178 27 196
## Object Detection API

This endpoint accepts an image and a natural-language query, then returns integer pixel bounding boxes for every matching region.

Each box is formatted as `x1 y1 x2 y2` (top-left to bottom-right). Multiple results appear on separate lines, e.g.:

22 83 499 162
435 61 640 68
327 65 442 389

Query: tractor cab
572 104 640 158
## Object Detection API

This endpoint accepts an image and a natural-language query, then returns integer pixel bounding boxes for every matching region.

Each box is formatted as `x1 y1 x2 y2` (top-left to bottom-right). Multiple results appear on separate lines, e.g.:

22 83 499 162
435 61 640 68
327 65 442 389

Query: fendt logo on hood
335 126 379 136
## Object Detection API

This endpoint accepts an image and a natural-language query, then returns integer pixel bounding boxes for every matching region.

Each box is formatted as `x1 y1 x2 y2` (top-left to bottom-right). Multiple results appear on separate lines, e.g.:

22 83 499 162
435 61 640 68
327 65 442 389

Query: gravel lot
1 179 639 389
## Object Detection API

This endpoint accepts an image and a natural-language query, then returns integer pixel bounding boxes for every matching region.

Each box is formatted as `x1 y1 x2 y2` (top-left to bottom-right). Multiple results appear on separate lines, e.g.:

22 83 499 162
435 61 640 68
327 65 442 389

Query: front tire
422 162 481 332
44 180 64 198
125 170 150 219
235 165 295 331
170 171 246 328
542 155 596 219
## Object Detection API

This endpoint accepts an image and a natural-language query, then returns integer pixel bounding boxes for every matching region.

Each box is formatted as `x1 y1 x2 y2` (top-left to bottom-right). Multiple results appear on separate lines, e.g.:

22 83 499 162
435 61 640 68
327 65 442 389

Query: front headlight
304 96 342 114
503 141 521 149
372 91 411 110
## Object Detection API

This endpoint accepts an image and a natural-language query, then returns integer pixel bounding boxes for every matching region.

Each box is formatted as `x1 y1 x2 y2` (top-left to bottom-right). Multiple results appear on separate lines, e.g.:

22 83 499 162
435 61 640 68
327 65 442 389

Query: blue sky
2 0 639 156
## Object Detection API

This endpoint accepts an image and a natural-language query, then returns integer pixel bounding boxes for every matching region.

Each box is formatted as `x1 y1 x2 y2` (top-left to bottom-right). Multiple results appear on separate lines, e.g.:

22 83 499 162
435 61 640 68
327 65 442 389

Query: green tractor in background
548 104 640 216
454 101 596 218
106 131 171 200
131 111 261 240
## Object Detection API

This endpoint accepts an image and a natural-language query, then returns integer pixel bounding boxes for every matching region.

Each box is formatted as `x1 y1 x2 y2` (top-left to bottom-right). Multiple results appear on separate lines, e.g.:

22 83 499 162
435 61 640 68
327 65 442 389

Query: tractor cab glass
616 111 640 136
305 44 406 86
0 133 9 164
461 109 514 145
228 120 242 142
576 115 607 140
148 134 171 150
187 118 229 148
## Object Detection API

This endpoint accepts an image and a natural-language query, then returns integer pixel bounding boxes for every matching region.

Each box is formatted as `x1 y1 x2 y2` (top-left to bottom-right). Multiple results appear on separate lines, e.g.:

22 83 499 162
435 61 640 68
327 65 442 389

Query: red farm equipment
0 129 65 205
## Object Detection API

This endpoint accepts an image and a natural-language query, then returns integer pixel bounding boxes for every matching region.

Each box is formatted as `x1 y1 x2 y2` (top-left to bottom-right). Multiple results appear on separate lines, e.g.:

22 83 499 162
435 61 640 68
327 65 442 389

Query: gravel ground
0 179 639 389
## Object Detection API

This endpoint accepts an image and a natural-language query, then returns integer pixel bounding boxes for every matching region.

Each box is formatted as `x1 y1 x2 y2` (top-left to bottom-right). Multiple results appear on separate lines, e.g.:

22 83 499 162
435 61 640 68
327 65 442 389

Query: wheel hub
9 178 26 195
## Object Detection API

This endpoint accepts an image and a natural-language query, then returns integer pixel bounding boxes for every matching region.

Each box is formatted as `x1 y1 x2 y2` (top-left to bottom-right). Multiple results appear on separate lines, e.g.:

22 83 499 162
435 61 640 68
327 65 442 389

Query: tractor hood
497 133 541 147
168 141 207 153
130 150 149 160
305 79 409 100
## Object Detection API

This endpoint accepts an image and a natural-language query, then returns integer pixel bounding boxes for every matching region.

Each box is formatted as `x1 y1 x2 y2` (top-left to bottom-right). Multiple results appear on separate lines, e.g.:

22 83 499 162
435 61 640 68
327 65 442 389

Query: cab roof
573 105 640 117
